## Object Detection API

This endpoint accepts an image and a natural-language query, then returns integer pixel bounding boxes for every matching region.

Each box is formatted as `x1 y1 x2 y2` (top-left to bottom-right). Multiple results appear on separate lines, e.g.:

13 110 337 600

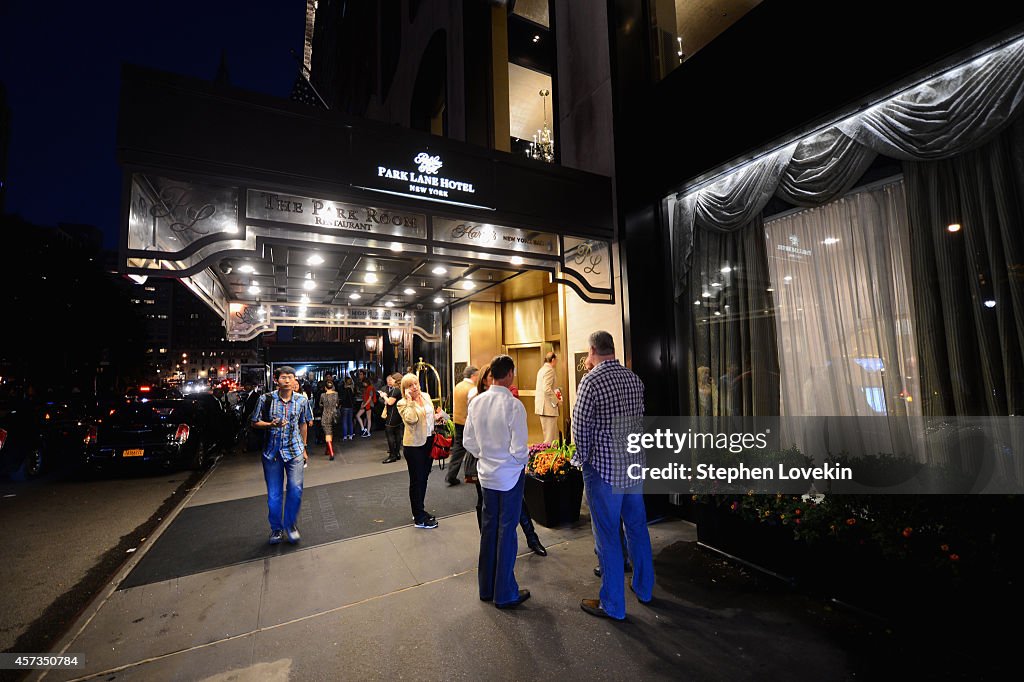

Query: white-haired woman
397 373 449 529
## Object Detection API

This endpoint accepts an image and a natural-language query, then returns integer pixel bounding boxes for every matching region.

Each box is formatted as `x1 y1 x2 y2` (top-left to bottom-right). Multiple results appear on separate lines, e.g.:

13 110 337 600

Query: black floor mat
120 469 477 589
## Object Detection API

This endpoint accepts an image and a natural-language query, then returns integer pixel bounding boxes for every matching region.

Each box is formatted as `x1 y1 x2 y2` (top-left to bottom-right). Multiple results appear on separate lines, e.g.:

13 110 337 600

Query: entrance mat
120 469 477 589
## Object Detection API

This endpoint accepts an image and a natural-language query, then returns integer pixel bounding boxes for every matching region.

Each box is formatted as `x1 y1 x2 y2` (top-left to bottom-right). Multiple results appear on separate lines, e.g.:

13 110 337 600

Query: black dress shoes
382 456 400 464
528 541 548 557
495 589 531 609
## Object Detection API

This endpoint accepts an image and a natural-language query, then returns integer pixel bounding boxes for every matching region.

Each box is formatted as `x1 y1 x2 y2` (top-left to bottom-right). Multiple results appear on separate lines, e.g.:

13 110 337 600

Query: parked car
0 398 91 480
183 392 238 449
125 385 183 401
84 399 216 472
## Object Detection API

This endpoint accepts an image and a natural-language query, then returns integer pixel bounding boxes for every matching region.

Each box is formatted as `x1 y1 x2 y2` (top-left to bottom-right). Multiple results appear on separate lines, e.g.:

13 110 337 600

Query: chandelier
527 89 554 163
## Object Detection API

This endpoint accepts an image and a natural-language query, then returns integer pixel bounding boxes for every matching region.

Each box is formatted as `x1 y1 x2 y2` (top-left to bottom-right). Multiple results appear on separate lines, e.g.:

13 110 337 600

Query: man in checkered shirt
571 330 654 620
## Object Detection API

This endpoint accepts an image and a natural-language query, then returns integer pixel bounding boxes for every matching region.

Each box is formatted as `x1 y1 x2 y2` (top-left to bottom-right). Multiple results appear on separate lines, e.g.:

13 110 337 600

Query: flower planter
524 468 584 527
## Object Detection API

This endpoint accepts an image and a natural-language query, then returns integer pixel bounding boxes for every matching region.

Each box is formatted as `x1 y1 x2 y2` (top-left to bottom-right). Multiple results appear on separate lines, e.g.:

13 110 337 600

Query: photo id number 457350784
1 654 85 669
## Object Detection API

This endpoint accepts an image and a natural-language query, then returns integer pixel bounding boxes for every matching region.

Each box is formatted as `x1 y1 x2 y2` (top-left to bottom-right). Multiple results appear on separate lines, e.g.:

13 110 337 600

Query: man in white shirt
464 354 531 609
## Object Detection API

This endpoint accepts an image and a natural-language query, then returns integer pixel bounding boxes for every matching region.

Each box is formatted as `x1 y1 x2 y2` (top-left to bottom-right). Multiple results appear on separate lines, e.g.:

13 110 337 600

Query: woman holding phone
396 373 449 529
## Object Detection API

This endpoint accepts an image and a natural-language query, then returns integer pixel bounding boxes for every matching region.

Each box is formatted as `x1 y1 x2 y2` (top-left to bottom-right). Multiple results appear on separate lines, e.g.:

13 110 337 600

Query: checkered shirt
571 359 646 488
253 390 313 462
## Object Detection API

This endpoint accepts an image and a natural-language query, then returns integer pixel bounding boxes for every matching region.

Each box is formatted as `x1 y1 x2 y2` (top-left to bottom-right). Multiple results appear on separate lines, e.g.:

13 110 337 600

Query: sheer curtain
903 117 1024 417
681 216 779 418
764 181 920 455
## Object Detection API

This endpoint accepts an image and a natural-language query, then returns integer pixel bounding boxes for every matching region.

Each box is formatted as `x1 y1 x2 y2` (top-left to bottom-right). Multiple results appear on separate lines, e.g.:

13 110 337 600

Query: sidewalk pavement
38 433 853 681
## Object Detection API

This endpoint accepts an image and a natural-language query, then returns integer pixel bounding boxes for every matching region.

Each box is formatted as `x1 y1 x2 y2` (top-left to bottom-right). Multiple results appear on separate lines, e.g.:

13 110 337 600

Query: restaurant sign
246 190 427 239
434 217 558 257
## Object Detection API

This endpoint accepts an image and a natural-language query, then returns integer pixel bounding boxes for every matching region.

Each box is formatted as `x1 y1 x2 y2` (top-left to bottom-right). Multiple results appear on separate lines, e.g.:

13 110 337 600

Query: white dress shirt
463 385 528 492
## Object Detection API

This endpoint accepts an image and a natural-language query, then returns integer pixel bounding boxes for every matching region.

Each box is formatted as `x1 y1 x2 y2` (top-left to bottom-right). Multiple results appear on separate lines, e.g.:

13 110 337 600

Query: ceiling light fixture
720 266 732 274
822 237 840 245
984 299 996 308
364 272 378 283
303 279 316 291
432 266 447 275
947 223 962 233
248 284 260 294
403 288 416 295
433 296 444 304
385 301 395 308
510 256 524 266
307 254 324 265
349 293 361 300
461 280 475 290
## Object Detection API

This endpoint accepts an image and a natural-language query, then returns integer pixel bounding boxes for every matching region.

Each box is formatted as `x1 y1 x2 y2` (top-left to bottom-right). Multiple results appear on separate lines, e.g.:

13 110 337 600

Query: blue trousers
584 464 654 619
479 471 525 605
262 452 305 532
339 408 354 438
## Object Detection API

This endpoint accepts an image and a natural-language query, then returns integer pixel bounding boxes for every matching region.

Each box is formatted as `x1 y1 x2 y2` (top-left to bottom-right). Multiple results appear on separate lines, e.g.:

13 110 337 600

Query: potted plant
524 439 585 527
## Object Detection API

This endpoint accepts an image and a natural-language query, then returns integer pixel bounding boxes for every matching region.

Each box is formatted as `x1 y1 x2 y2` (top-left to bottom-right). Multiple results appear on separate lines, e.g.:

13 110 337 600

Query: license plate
123 448 145 457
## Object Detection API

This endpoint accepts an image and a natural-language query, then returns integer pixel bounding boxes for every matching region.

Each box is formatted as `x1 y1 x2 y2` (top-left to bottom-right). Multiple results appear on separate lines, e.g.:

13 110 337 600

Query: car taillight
0 428 7 451
174 424 190 444
84 425 97 446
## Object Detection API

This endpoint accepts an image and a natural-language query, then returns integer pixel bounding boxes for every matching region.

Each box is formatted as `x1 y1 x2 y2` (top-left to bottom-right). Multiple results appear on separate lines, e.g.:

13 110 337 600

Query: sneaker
268 530 284 545
414 516 439 529
362 430 371 438
286 526 301 544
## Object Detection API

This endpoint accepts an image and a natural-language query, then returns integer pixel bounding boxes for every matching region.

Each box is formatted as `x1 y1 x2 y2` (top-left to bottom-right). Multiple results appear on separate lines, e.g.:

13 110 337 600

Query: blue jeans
262 453 305 532
340 408 354 438
583 464 654 619
479 471 525 605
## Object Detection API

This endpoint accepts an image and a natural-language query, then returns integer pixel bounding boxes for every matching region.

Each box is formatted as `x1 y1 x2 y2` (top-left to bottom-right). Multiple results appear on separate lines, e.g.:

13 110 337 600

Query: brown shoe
580 599 624 621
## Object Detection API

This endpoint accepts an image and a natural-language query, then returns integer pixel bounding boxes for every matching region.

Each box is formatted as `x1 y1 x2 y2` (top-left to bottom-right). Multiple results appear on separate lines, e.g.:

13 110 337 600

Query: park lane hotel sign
246 190 426 238
376 152 476 200
434 217 558 257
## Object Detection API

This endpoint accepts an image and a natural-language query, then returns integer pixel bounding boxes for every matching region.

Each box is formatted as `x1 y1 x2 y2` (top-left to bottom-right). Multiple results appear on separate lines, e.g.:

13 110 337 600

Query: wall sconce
388 328 405 367
364 336 379 354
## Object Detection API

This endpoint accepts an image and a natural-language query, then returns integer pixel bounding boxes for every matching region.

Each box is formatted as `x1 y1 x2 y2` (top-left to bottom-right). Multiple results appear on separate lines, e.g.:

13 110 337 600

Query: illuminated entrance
117 65 624 433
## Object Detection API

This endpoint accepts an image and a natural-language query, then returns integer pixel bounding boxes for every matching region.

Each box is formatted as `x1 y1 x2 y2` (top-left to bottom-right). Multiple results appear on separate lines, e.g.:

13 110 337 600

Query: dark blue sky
1 0 305 246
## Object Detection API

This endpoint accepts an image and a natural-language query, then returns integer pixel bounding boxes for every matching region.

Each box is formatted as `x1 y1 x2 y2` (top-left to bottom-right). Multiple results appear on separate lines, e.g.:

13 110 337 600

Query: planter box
524 468 584 527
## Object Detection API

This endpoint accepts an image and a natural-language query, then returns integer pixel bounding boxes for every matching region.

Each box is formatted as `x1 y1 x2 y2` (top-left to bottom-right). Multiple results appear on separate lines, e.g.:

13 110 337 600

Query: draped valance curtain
671 33 1024 299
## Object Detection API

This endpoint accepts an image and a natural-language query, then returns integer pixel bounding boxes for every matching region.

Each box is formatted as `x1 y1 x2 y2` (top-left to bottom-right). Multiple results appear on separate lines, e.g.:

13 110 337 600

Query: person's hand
303 450 309 464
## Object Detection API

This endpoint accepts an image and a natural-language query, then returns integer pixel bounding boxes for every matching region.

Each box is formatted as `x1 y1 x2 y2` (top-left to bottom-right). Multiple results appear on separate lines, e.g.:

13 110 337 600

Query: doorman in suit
534 352 562 444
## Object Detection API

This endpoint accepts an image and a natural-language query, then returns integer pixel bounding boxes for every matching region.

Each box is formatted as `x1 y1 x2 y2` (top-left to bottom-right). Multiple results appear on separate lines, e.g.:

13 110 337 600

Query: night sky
1 0 305 247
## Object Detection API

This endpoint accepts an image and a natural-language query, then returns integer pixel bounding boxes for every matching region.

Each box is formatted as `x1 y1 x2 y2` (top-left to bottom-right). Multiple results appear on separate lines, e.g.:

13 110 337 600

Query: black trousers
404 438 433 523
446 423 466 483
474 479 539 545
385 425 403 459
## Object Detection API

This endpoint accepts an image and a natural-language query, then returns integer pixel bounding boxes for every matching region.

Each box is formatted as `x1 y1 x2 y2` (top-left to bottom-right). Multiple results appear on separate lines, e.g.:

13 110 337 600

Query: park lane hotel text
624 429 853 483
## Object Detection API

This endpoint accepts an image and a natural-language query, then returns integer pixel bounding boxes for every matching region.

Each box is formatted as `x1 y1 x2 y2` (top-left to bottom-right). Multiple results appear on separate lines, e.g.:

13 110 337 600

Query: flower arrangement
527 439 578 479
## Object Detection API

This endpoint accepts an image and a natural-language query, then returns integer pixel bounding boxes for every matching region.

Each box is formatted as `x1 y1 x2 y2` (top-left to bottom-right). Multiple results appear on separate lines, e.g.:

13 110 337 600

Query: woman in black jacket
338 377 357 441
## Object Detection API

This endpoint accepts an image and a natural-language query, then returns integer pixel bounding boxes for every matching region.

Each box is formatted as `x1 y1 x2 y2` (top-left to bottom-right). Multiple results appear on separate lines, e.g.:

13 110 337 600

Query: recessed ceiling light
248 284 260 294
349 293 361 300
766 287 775 292
307 254 324 265
303 279 316 290
701 292 711 298
432 266 446 275
714 311 722 316
947 223 962 233
390 242 403 252
433 297 444 304
385 301 395 308
532 35 540 43
403 288 416 295
238 265 255 274
461 280 475 290
364 272 378 283
783 276 793 282
822 237 840 245
720 266 732 274
711 282 722 287
984 299 996 308
694 300 700 305
510 256 524 266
